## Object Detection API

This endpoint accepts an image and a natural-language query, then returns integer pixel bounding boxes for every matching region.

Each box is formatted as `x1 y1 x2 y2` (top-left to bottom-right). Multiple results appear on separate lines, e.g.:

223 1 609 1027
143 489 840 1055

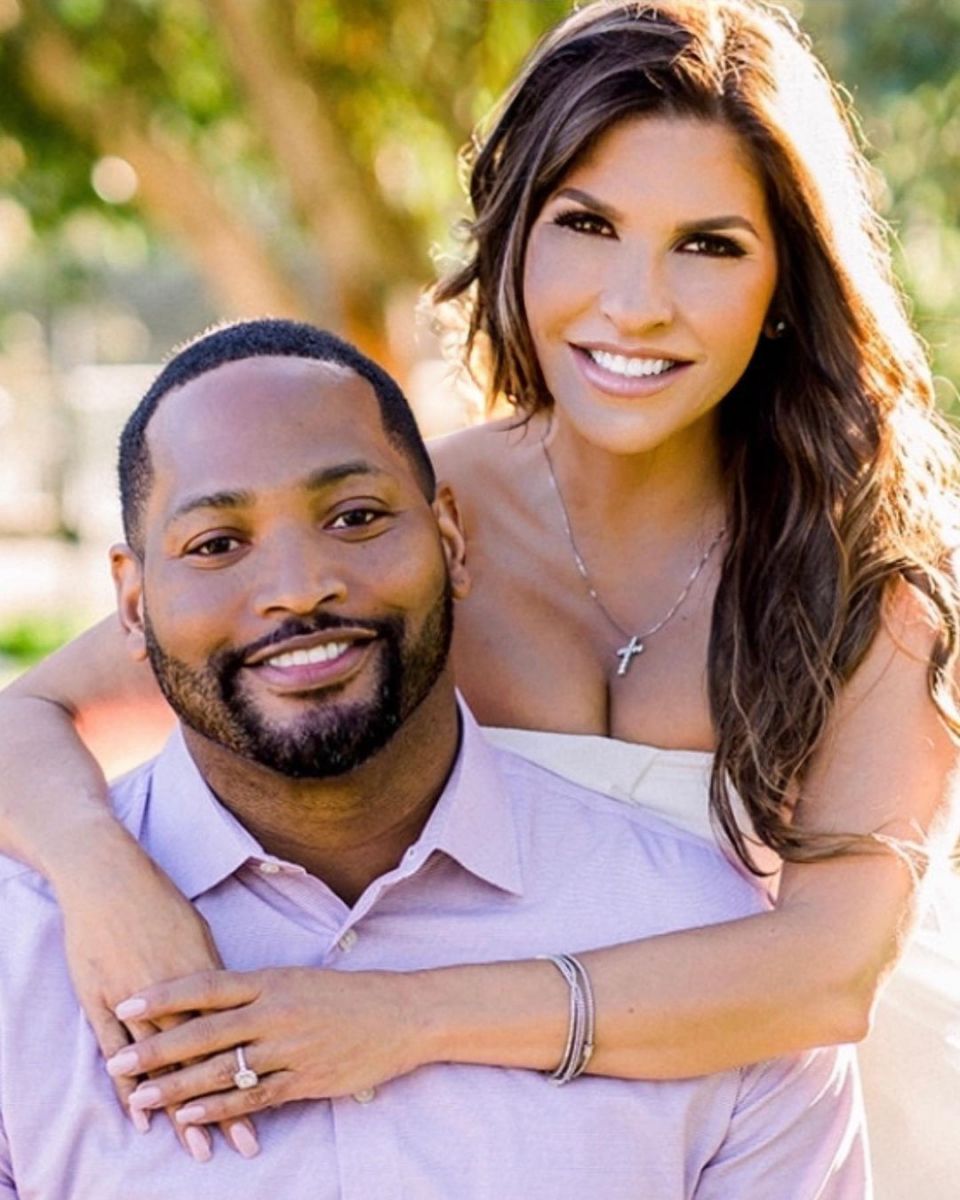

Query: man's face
115 356 466 778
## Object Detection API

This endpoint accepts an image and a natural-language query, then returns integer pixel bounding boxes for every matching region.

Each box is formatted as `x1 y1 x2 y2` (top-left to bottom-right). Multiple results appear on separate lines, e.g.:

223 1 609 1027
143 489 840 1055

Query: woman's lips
570 344 692 397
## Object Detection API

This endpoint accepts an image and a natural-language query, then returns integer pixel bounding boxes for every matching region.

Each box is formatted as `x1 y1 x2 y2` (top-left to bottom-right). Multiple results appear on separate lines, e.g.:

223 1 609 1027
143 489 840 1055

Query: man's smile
244 630 378 696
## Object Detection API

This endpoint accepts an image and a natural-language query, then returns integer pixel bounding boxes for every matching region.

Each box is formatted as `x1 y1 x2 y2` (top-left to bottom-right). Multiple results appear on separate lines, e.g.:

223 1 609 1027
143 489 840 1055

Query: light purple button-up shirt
0 704 868 1198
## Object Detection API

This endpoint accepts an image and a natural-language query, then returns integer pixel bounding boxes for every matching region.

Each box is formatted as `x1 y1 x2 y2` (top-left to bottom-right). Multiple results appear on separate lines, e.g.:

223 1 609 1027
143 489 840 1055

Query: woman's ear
432 483 470 600
110 544 148 661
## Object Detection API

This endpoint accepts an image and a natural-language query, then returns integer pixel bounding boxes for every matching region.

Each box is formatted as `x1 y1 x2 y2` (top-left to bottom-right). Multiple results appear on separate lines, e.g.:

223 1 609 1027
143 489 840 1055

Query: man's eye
552 209 615 237
679 233 746 258
188 535 242 557
328 508 383 530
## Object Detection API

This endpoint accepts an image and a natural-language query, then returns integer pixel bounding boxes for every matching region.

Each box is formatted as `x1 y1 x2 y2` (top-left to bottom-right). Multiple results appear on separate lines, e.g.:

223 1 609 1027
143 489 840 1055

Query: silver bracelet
539 953 596 1084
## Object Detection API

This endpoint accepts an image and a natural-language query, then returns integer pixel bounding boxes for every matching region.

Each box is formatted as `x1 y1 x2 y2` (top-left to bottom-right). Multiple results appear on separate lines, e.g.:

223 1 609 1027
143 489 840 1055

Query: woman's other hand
105 966 425 1123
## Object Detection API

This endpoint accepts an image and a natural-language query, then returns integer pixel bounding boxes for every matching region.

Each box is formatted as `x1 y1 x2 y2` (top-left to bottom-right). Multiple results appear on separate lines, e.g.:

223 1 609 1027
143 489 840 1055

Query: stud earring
765 317 787 339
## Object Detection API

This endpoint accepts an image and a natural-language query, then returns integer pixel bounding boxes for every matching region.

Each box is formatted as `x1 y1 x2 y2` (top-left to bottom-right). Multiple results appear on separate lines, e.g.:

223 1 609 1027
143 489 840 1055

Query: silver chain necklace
542 433 726 677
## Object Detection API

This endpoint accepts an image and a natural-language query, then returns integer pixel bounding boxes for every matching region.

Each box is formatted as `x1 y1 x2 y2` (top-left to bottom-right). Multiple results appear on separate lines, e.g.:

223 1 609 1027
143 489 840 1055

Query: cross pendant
616 635 644 676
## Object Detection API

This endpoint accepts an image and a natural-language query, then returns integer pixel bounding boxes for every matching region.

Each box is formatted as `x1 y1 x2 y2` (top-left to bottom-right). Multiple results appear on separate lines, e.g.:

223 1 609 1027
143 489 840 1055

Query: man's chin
217 696 404 780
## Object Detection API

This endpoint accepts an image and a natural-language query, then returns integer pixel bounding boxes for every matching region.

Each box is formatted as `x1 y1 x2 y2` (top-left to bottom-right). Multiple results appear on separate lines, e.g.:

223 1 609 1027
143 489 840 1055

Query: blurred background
0 0 958 679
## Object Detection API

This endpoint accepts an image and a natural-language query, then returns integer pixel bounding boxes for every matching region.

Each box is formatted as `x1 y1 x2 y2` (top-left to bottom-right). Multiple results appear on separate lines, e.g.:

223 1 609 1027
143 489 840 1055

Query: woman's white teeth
588 350 676 377
266 642 351 669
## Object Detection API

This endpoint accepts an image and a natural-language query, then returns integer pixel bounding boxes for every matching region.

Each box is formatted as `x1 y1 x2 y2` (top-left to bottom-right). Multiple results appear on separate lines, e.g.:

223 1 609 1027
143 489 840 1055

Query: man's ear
433 482 470 600
110 544 148 661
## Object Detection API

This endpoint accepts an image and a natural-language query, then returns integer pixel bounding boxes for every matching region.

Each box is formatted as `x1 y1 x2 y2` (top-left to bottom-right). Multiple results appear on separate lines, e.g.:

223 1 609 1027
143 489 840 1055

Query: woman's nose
599 249 675 333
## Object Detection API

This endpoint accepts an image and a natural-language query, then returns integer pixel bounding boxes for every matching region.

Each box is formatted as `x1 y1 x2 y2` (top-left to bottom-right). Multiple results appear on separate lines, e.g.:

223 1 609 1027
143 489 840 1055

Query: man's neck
181 685 461 906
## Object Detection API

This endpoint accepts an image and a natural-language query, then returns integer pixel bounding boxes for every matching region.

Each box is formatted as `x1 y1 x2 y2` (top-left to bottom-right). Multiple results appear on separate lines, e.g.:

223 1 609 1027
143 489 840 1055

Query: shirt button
258 861 281 875
337 929 358 952
353 1088 376 1104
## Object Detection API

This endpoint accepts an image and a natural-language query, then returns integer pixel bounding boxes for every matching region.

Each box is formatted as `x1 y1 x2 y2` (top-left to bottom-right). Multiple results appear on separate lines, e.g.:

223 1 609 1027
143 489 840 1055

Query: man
0 320 867 1197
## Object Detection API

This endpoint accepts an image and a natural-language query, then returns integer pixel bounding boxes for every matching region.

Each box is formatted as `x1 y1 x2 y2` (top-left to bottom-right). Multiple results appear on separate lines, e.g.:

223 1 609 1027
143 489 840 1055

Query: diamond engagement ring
233 1046 259 1091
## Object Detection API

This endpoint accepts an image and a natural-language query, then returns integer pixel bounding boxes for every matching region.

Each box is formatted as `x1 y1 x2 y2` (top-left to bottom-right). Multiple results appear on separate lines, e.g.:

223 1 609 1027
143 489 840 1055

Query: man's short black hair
118 318 437 554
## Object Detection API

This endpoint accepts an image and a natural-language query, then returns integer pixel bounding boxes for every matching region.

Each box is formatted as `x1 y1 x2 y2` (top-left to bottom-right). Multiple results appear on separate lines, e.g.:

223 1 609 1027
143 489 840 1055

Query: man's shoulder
488 744 770 917
491 743 716 846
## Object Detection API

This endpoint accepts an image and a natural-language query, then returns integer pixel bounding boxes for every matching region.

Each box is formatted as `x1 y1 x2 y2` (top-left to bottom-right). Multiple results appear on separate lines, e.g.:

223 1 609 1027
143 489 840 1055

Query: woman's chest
451 551 717 749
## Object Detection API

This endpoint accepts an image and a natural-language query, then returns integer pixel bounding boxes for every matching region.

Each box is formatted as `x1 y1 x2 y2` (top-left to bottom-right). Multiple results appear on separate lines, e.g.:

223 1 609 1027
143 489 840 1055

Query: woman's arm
0 618 231 1148
0 615 174 867
99 586 959 1125
431 584 959 1078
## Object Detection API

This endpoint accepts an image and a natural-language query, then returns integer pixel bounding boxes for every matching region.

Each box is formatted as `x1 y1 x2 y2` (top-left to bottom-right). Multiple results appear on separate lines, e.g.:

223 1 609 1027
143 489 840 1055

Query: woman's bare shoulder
429 416 543 517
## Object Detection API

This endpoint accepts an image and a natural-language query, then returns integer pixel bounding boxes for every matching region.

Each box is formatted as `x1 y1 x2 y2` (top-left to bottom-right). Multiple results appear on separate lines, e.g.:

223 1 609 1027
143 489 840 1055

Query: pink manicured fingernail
115 997 148 1020
176 1104 208 1125
130 1085 163 1109
106 1049 139 1077
228 1123 260 1159
184 1125 212 1163
130 1106 151 1134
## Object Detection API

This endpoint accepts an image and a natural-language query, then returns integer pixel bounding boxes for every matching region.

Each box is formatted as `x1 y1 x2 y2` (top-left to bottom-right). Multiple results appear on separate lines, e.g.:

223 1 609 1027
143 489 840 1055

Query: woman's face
523 114 779 456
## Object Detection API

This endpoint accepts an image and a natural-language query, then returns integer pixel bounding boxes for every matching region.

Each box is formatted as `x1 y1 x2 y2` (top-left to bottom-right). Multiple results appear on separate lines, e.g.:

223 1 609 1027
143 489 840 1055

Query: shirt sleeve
694 1044 870 1198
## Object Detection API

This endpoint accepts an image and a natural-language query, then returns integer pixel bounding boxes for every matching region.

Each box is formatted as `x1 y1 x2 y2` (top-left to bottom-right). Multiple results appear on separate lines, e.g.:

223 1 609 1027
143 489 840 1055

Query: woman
2 0 958 1191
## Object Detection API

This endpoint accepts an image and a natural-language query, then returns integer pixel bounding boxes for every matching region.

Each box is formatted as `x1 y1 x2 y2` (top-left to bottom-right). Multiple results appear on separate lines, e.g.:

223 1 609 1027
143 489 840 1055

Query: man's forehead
152 355 372 432
147 355 409 498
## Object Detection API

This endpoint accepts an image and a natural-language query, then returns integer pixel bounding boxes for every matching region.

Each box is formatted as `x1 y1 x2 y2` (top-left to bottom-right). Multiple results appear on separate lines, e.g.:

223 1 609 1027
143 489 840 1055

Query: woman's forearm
410 919 863 1080
0 693 114 870
411 888 898 1080
0 615 173 873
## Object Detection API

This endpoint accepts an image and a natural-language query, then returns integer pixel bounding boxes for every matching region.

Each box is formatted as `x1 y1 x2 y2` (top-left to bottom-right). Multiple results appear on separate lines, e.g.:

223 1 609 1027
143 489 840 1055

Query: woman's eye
680 233 746 258
188 535 242 557
328 508 383 530
552 209 615 237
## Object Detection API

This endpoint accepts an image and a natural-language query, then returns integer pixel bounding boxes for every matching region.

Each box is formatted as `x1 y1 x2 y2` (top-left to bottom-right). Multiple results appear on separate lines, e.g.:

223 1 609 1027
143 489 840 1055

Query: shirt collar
139 727 268 901
138 695 525 902
408 697 525 897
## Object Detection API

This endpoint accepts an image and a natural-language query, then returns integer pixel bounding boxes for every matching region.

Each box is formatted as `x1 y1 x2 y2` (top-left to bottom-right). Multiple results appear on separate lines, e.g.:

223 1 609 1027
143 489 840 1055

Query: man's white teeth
265 641 351 669
588 350 677 377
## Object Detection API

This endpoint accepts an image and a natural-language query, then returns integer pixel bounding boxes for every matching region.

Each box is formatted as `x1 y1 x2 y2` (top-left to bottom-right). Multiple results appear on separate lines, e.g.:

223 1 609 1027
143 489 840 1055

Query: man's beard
143 577 454 779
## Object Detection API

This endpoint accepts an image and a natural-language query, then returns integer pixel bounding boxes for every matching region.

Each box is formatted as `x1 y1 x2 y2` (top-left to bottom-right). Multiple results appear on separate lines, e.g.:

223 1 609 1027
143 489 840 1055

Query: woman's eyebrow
553 186 621 221
674 215 760 237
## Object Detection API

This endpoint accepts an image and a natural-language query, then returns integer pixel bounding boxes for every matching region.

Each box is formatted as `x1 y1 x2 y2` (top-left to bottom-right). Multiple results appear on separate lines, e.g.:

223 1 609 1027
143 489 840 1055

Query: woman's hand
106 967 426 1124
51 821 258 1158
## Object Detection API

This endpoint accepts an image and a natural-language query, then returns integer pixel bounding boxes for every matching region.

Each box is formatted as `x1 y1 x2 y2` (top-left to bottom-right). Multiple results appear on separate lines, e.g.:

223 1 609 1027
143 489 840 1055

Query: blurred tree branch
17 10 313 322
204 0 425 355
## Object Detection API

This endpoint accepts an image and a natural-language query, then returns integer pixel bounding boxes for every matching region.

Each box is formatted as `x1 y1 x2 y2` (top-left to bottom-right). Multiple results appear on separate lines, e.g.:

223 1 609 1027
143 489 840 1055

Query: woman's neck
540 410 727 547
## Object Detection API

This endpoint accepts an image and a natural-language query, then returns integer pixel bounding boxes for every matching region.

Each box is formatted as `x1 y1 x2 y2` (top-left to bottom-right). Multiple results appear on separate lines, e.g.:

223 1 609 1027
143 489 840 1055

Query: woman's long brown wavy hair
434 0 960 868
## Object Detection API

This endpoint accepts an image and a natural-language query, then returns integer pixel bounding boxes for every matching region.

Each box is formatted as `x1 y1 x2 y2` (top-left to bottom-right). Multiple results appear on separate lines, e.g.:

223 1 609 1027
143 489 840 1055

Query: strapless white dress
484 727 960 1200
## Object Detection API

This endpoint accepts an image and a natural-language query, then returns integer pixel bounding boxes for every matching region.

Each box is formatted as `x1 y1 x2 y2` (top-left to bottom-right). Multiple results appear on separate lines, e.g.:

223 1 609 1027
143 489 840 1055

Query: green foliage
800 0 960 393
0 616 80 665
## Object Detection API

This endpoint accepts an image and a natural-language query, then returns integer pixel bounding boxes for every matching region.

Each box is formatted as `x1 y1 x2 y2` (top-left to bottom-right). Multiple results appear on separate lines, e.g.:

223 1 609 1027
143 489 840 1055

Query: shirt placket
330 1090 403 1200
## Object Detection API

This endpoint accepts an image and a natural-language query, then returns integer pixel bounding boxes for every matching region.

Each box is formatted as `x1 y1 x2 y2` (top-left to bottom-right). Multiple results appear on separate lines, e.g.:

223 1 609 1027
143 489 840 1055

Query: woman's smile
570 343 694 398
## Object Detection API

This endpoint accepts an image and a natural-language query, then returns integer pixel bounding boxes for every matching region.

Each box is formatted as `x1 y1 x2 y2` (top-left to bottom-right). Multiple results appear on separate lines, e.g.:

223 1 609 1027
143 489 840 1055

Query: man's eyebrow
167 462 388 525
302 461 388 491
169 489 254 523
553 188 761 239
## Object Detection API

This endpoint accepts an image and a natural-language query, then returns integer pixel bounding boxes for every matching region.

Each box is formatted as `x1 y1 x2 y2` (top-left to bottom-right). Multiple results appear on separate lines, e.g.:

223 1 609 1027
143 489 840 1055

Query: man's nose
599 248 675 333
252 533 348 617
